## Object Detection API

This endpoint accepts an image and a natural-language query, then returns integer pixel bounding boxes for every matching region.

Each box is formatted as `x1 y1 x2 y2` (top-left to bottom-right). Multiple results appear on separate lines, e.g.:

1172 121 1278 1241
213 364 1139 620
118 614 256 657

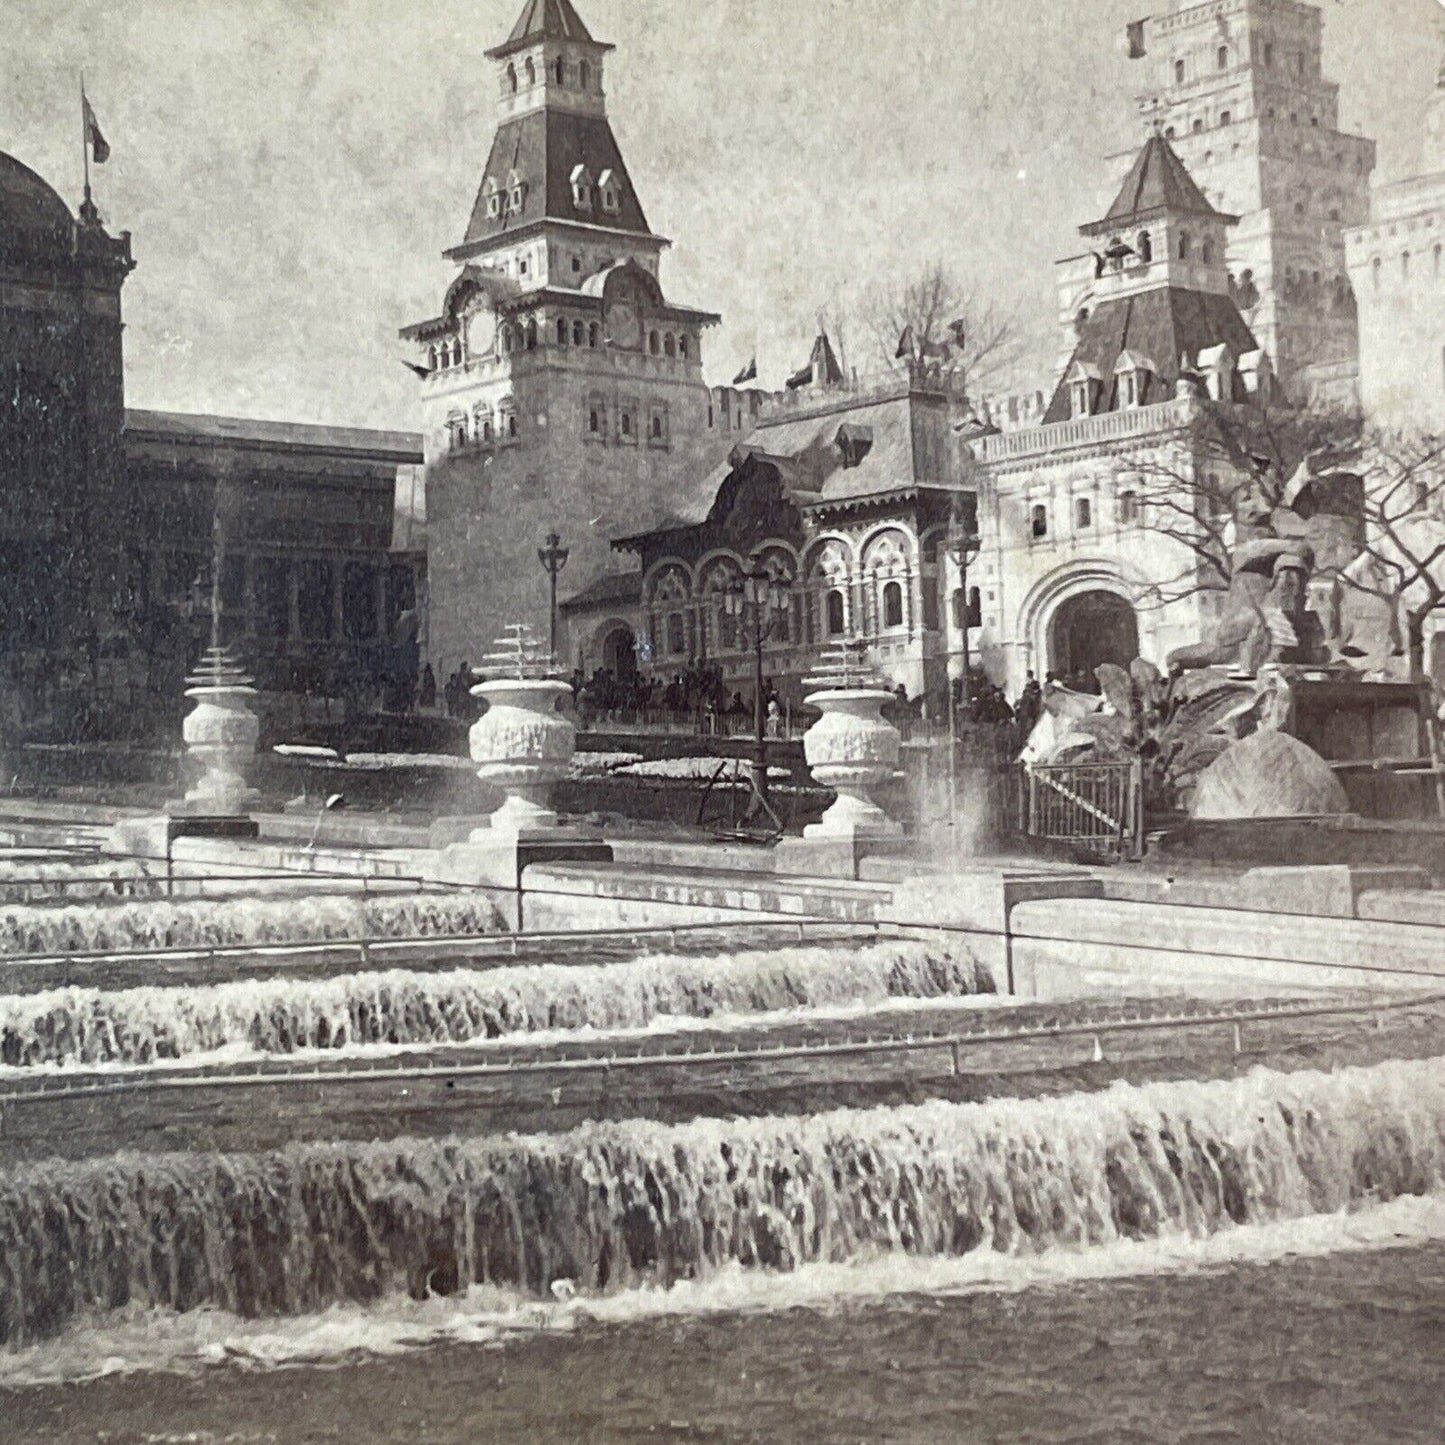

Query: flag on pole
82 92 110 164
732 357 758 385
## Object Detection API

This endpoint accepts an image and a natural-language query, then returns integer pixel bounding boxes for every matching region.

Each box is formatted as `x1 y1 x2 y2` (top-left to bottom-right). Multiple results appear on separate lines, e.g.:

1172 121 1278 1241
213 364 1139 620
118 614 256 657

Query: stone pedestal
800 686 903 842
432 671 607 893
174 650 259 820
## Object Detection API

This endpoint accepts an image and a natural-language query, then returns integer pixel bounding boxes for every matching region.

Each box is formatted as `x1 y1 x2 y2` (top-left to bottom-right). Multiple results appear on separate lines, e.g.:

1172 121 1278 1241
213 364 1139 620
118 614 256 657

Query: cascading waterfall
0 891 504 958
1 1057 1442 1347
0 942 990 1068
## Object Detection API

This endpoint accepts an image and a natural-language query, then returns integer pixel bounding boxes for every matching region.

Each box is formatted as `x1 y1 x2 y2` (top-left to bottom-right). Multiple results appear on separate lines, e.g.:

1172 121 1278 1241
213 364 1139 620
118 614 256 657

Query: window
507 413 518 438
554 56 565 85
1137 230 1152 263
588 322 600 348
525 57 535 86
573 320 585 346
1435 244 1442 276
1121 370 1140 408
1201 238 1213 264
650 410 666 442
825 590 846 637
571 165 592 210
621 411 632 437
447 413 467 452
427 344 438 370
1217 44 1228 70
1174 58 1185 84
1403 250 1411 280
579 59 590 88
1264 41 1274 68
1220 109 1231 126
1165 125 1176 139
1119 491 1139 524
649 330 660 355
572 255 582 273
507 63 517 94
679 334 690 359
1192 117 1204 134
1070 380 1093 418
882 581 904 629
666 612 685 655
589 406 601 435
473 404 493 443
1030 504 1048 539
1372 257 1381 290
664 333 676 358
1075 497 1092 529
525 320 537 350
557 318 568 345
967 587 982 628
1178 231 1191 260
519 256 529 277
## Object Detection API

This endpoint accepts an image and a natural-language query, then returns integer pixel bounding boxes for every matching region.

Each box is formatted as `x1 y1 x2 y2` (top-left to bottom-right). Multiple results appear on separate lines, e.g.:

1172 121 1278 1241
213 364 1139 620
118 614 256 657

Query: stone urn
180 649 260 816
801 686 902 840
469 676 575 838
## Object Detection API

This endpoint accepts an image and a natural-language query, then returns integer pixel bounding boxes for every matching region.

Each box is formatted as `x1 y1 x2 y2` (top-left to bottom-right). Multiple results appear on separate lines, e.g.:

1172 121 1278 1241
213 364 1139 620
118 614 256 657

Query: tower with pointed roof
964 134 1272 698
401 0 736 672
1107 0 1375 402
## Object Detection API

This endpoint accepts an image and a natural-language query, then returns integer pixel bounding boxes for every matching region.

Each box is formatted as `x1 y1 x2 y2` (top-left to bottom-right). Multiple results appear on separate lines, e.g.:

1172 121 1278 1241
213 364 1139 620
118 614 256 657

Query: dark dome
0 151 73 257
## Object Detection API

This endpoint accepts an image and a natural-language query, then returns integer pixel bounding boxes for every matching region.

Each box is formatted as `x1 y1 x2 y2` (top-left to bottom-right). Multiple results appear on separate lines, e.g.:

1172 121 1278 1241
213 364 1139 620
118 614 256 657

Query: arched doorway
601 625 638 682
1048 590 1139 691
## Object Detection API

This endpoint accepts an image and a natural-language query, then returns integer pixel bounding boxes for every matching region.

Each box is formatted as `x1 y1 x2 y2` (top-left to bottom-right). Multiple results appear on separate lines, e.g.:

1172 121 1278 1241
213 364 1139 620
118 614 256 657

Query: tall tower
1117 0 1375 402
402 0 725 675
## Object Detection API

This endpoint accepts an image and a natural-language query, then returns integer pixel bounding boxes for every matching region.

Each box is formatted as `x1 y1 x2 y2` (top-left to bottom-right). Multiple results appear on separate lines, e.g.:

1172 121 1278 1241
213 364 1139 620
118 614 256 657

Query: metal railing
1025 759 1145 860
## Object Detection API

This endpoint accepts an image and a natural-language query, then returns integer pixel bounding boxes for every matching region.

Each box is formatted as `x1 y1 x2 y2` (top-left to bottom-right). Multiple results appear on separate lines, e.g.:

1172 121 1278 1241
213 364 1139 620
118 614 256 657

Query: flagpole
80 73 91 206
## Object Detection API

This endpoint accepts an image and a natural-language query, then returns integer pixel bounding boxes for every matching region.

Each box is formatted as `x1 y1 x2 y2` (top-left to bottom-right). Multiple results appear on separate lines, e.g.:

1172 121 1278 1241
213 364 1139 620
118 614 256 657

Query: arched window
573 320 585 346
664 333 676 357
1137 231 1152 263
666 613 685 655
825 590 846 637
579 59 590 89
1192 117 1204 133
1201 238 1213 264
588 322 600 348
554 56 565 85
1217 45 1228 70
447 413 466 451
427 344 438 370
649 330 661 355
967 587 981 628
1178 231 1192 261
556 318 568 345
507 413 518 438
1075 497 1092 529
507 63 517 94
1119 491 1139 524
1220 109 1231 126
525 320 537 350
525 58 535 86
1030 504 1048 540
882 581 904 629
1174 58 1185 83
500 325 513 355
679 334 690 359
651 414 664 440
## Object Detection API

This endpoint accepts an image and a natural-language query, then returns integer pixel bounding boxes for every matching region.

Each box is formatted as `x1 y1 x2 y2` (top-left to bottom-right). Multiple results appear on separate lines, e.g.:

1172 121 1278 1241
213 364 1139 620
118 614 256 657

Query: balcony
976 398 1194 465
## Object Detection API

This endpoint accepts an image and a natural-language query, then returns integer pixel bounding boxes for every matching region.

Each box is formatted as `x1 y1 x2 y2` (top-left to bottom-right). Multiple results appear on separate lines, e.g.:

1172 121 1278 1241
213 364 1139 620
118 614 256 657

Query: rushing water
2 1057 1441 1349
0 891 502 957
0 941 988 1068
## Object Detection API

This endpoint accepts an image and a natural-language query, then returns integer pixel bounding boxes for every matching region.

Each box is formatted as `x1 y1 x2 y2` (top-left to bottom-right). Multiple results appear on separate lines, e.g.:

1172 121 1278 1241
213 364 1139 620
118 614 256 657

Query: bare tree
1120 397 1445 677
860 262 1023 394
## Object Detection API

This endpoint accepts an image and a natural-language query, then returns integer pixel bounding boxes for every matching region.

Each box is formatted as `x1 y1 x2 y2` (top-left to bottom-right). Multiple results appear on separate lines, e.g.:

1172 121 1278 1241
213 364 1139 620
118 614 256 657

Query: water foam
1 1058 1442 1352
0 941 990 1068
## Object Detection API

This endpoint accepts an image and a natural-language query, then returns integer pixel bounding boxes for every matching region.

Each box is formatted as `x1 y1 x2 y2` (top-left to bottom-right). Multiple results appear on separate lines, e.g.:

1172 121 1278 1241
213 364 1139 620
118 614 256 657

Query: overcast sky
2 0 1439 430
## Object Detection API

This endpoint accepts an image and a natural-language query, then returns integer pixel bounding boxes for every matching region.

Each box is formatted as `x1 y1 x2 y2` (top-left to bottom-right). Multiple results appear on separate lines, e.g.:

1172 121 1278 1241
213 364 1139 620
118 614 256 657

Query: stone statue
1166 539 1330 678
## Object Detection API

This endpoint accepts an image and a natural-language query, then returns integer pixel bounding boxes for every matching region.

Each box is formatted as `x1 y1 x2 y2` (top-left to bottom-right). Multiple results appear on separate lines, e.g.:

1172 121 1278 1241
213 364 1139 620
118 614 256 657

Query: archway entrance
1048 590 1139 691
601 625 638 682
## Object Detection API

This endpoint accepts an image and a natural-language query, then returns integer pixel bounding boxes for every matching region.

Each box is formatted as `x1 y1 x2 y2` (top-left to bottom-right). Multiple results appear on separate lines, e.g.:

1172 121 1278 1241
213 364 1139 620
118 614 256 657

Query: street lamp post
945 508 982 844
537 531 570 661
723 566 791 814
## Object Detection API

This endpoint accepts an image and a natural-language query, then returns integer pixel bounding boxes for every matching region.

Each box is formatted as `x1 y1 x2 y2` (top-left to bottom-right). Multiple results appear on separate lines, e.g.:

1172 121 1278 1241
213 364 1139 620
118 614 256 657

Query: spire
487 0 612 59
1084 134 1234 237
